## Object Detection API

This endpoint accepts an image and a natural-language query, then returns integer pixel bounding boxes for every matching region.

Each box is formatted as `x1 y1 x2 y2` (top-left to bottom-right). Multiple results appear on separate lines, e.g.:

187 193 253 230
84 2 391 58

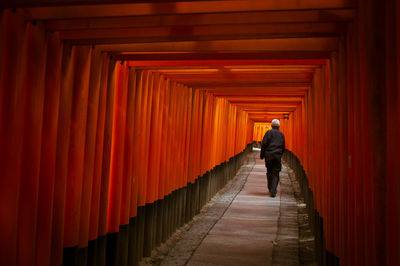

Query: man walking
260 119 285 197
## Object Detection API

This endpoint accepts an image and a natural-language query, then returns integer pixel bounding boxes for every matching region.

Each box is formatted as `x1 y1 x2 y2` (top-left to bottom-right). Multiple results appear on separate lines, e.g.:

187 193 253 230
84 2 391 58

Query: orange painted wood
17 22 48 266
78 48 103 247
50 43 76 266
120 68 136 225
126 58 328 67
88 53 110 241
97 60 116 237
57 22 343 43
96 37 338 53
195 92 204 179
155 77 167 200
63 45 92 247
139 71 153 205
184 88 193 183
158 77 171 199
45 10 355 32
168 82 178 192
187 89 198 183
107 62 129 233
0 10 26 266
23 0 356 20
385 1 400 265
146 73 162 203
131 70 144 215
136 70 150 206
164 80 174 195
35 32 63 266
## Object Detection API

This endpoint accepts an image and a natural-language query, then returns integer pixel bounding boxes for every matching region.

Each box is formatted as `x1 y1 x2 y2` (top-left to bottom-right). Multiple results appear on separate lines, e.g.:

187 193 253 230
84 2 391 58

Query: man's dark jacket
260 128 285 161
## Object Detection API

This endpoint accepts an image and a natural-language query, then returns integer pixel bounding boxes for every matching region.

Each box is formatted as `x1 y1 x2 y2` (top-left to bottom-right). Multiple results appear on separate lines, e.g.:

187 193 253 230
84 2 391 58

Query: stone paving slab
187 235 273 266
209 217 278 237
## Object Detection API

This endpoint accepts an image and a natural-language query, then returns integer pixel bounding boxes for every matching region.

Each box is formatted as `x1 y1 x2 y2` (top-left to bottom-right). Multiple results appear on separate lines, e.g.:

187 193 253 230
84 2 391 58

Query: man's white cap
271 119 280 127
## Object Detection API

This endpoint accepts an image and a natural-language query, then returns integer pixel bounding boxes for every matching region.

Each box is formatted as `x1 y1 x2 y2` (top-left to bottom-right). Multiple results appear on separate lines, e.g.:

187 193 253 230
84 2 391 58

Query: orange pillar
35 32 63 266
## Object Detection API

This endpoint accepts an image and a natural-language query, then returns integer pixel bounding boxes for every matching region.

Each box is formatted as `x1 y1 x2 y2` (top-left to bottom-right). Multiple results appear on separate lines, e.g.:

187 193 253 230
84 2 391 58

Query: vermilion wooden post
140 71 153 206
174 82 181 189
63 45 92 247
89 54 110 241
164 80 174 195
51 43 75 266
339 42 349 263
327 58 335 256
174 81 181 191
214 99 221 165
153 77 165 201
17 22 48 266
35 32 63 266
178 85 187 188
196 92 204 179
181 86 190 186
187 86 194 182
204 93 211 174
158 78 171 199
196 89 201 178
131 70 144 214
184 88 193 184
170 82 179 192
186 86 193 181
107 62 129 233
146 73 161 204
187 89 198 184
345 23 356 265
385 1 400 265
120 68 136 225
207 94 214 172
78 48 103 248
97 60 116 237
201 92 208 176
0 10 26 266
352 26 363 265
139 71 150 206
358 1 383 263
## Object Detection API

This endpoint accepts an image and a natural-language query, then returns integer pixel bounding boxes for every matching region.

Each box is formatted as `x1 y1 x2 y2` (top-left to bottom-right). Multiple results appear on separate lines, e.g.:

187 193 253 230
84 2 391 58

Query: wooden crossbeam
123 55 329 65
97 37 338 52
44 10 355 31
19 0 356 19
57 23 344 44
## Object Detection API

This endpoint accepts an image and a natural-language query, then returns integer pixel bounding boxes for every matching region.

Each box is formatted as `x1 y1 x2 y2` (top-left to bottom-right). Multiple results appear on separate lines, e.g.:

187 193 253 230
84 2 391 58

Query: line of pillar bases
62 145 252 266
283 151 339 266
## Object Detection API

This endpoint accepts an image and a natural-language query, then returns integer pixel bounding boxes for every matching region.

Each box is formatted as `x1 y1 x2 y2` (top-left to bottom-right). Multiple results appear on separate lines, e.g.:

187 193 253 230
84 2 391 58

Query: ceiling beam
223 96 304 102
20 1 357 20
58 23 344 44
185 82 312 88
149 66 319 72
44 10 355 31
122 54 330 64
97 37 338 52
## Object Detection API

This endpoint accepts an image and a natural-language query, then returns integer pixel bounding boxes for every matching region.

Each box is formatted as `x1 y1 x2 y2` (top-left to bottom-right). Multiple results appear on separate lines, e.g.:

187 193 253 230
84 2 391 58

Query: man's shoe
270 192 276 198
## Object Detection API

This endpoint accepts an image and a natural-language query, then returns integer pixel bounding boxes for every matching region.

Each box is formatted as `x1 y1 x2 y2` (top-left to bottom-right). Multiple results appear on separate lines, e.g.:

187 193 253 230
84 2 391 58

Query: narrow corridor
1 1 399 265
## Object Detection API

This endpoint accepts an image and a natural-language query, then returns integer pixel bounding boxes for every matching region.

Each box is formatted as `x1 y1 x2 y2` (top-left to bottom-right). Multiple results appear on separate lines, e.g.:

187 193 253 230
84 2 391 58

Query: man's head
271 119 280 128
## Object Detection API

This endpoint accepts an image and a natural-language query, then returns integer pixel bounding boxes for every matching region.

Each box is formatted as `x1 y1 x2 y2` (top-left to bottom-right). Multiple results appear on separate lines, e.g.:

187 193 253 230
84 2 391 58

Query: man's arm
260 131 269 159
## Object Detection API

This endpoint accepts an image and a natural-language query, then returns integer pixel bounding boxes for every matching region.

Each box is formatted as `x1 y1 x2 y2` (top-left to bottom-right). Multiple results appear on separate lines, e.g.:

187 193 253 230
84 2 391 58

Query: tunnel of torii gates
0 0 399 266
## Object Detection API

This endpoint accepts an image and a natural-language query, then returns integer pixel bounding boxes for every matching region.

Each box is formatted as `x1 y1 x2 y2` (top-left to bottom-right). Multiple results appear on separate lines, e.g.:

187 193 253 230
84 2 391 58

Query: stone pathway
151 151 303 266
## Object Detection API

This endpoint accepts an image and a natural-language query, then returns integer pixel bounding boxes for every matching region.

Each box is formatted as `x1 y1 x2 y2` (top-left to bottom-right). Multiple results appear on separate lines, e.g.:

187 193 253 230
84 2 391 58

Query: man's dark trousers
265 158 281 195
